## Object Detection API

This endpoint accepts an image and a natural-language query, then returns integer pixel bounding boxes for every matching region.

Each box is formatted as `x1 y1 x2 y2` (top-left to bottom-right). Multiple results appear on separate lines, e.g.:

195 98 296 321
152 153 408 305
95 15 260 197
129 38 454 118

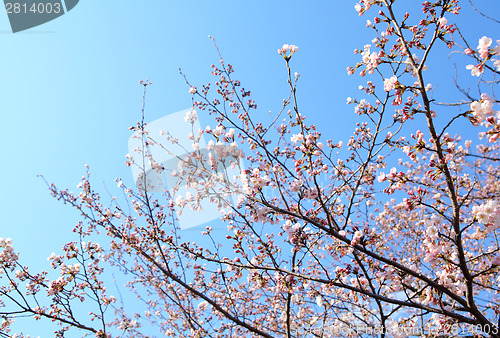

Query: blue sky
0 0 499 336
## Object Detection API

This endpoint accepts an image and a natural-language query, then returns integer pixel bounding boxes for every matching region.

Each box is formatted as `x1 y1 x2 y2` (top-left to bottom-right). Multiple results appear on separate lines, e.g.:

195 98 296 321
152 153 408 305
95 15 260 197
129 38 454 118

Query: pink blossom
226 128 235 138
492 255 500 267
354 3 362 14
470 93 495 122
477 36 492 59
494 59 500 72
212 125 224 137
361 44 380 73
350 230 364 246
438 17 447 28
355 99 370 113
473 200 500 230
184 109 197 122
383 75 398 92
278 44 299 56
290 133 304 143
290 179 302 192
466 64 483 77
426 225 438 239
304 187 318 199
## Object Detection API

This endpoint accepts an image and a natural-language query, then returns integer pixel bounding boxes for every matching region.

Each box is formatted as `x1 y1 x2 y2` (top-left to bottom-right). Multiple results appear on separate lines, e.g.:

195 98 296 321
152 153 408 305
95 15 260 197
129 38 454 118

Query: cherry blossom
3 1 500 337
478 36 492 59
439 17 448 28
466 63 483 76
383 75 399 92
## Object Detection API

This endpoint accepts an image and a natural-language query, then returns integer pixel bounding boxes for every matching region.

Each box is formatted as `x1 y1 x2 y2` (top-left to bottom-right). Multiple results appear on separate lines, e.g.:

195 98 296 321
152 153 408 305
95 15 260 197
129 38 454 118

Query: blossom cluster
0 237 18 271
422 215 446 265
467 92 500 142
207 140 244 162
383 75 399 92
277 44 299 60
360 44 380 74
470 93 496 123
5 1 500 336
354 0 376 16
466 36 500 76
184 109 198 123
239 168 270 194
473 200 500 231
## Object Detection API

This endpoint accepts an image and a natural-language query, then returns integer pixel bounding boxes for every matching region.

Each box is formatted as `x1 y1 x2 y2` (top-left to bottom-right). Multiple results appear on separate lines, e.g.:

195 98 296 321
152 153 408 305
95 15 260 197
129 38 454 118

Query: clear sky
0 1 499 336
